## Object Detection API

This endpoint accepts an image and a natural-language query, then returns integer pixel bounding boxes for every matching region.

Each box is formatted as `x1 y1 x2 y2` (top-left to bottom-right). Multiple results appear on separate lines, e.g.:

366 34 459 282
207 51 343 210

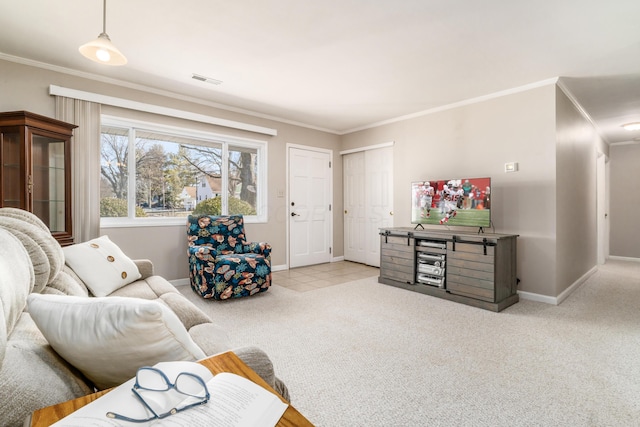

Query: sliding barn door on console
343 145 393 267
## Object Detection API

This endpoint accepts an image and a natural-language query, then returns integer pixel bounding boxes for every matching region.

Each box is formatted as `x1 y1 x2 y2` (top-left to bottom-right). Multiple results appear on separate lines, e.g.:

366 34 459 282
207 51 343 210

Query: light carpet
178 260 640 426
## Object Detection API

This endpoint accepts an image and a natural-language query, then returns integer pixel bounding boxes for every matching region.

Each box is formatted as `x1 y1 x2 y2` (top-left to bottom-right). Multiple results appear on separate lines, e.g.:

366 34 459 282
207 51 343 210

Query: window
100 116 267 226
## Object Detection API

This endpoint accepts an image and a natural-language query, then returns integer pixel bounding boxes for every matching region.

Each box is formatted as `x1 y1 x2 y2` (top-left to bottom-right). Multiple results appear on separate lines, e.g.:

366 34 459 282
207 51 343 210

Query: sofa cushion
62 235 142 297
0 314 93 427
108 276 232 351
27 294 207 390
0 216 63 293
0 228 35 366
0 206 50 231
109 274 180 299
43 267 91 297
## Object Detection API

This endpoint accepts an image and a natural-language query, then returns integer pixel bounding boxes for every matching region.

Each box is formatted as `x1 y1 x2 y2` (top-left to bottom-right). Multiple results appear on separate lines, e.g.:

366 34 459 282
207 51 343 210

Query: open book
52 361 288 427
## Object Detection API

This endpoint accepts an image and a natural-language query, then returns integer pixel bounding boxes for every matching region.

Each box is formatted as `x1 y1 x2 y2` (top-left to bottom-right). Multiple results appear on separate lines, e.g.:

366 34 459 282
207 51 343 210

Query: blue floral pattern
187 215 272 300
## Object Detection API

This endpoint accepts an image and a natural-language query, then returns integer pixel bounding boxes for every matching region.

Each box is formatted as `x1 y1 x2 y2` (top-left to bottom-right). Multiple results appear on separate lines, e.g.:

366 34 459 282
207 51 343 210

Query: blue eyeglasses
106 366 210 423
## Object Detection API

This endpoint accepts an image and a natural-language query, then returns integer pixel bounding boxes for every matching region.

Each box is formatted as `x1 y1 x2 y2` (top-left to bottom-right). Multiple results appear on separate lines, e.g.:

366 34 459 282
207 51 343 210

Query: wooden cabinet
379 227 518 312
0 111 77 246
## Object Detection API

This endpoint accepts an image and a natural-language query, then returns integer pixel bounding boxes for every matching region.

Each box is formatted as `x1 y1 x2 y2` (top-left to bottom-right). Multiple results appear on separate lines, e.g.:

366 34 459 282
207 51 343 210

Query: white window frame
100 115 268 228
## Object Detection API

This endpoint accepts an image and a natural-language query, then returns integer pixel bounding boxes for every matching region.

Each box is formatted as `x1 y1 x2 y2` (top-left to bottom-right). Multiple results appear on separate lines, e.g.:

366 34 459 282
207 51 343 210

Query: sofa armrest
133 259 154 279
232 346 290 402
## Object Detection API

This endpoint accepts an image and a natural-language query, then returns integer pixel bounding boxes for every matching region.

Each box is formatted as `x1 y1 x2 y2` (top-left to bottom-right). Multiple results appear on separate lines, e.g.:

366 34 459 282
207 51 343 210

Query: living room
1 1 640 425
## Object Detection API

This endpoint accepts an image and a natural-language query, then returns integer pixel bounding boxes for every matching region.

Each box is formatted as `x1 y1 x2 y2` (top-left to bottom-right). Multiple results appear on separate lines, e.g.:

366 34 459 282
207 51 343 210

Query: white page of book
51 361 287 427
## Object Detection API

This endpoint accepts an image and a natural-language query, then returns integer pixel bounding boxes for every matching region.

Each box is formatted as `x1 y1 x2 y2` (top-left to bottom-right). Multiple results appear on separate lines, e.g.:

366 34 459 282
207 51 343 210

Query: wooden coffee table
30 351 313 426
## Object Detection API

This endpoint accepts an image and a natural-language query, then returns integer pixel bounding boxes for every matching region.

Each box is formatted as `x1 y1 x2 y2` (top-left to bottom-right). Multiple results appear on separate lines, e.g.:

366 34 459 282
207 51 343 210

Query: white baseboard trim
170 278 190 287
608 255 640 262
270 258 344 272
517 266 598 306
556 266 597 305
517 291 558 305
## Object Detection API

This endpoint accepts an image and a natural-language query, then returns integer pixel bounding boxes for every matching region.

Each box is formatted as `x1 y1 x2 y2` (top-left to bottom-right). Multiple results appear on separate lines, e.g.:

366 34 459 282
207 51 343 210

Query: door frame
286 143 333 269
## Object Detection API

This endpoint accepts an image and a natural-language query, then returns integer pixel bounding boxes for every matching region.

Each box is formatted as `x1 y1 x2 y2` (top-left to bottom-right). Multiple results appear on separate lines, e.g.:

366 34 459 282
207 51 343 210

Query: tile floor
272 261 380 292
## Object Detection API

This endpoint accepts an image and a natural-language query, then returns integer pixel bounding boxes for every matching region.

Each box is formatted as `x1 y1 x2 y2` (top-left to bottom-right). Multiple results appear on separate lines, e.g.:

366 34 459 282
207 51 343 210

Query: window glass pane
100 118 266 222
228 145 258 215
135 133 222 218
100 127 129 217
181 142 223 215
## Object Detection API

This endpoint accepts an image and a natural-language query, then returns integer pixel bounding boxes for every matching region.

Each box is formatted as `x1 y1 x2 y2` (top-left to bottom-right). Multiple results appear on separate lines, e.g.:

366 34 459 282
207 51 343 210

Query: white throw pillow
27 294 207 390
63 235 141 297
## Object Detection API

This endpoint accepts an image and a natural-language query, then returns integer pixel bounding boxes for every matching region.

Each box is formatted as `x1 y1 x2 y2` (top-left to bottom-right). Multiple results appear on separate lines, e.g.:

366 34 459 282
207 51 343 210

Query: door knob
291 212 299 217
390 211 394 216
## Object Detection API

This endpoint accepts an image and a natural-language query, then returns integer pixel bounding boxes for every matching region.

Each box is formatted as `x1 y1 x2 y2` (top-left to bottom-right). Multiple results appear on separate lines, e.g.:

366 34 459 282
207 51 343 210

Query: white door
596 153 609 264
343 145 393 267
365 146 394 266
288 146 332 268
343 152 366 264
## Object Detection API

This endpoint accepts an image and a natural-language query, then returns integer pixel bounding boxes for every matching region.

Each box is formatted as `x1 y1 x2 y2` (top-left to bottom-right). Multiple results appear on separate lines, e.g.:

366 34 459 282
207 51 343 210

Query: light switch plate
505 162 519 173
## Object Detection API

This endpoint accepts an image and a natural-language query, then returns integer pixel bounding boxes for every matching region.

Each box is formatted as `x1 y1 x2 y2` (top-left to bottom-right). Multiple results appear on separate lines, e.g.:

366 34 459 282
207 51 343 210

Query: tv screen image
411 177 491 228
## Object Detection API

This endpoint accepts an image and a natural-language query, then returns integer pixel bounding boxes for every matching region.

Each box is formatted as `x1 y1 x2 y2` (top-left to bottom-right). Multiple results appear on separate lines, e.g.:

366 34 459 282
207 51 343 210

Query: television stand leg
478 227 485 234
414 224 425 230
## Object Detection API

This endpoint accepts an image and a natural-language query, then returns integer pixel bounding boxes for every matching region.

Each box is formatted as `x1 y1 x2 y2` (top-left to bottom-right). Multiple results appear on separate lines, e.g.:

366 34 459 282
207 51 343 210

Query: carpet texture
178 260 640 426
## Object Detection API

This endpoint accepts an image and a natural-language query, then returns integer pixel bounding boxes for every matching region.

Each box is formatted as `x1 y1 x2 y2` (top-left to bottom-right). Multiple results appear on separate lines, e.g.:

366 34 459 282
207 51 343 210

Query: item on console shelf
416 274 445 288
417 253 445 262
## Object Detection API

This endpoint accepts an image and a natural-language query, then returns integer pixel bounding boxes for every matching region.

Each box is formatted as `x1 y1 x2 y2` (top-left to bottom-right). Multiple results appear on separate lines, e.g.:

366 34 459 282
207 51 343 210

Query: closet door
343 151 366 264
343 145 393 267
365 146 393 267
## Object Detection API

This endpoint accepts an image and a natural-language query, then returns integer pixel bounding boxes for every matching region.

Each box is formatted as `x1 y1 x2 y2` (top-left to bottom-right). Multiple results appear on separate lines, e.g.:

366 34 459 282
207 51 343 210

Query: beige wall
554 87 601 295
342 85 559 296
0 59 342 280
609 143 640 257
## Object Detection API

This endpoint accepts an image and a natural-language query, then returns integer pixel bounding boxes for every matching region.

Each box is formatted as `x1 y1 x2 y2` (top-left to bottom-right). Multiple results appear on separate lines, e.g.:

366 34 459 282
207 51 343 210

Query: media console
379 227 518 312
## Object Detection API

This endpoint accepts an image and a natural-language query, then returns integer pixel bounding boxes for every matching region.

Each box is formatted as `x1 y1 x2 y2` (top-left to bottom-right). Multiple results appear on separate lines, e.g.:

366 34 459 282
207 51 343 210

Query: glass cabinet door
0 129 24 208
31 134 67 233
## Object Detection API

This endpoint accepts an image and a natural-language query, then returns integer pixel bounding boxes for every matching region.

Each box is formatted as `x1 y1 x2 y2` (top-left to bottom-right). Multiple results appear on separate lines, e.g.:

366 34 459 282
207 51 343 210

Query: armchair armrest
242 242 272 259
188 244 217 261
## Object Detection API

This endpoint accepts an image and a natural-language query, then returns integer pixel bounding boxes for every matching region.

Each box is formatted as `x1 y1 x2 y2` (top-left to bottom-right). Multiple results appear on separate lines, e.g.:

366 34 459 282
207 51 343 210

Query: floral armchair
187 214 272 300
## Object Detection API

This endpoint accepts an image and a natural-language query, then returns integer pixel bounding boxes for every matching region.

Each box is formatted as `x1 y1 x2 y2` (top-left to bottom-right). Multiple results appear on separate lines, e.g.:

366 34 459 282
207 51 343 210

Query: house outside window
100 116 267 226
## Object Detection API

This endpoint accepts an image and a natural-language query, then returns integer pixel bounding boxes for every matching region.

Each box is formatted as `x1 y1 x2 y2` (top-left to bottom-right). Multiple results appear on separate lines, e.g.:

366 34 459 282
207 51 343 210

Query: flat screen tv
411 177 491 228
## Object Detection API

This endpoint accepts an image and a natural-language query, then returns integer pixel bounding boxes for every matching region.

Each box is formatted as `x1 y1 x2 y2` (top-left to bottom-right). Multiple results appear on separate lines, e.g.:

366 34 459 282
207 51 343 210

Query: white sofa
0 208 288 427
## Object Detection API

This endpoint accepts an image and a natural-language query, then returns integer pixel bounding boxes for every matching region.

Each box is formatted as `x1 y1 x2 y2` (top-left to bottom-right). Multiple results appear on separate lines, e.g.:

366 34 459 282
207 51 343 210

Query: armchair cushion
187 215 272 300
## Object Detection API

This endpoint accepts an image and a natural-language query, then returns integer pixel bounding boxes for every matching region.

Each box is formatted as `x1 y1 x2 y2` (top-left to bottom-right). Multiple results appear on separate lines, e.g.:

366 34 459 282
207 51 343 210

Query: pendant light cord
102 0 107 34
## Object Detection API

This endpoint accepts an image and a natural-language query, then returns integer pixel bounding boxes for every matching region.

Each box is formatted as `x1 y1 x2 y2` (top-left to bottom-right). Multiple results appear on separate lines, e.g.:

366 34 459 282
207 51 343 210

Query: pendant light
79 0 127 66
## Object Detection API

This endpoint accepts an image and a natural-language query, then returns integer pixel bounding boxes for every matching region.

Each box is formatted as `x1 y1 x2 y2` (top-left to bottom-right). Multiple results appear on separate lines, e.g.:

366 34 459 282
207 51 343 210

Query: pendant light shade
79 0 127 66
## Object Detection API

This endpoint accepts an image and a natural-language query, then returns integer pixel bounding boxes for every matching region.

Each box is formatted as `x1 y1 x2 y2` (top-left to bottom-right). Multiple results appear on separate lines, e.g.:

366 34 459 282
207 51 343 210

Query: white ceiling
1 0 639 143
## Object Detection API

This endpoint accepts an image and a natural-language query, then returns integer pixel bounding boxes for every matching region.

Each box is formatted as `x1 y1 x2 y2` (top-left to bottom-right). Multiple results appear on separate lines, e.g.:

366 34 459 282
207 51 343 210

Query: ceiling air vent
191 73 223 85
